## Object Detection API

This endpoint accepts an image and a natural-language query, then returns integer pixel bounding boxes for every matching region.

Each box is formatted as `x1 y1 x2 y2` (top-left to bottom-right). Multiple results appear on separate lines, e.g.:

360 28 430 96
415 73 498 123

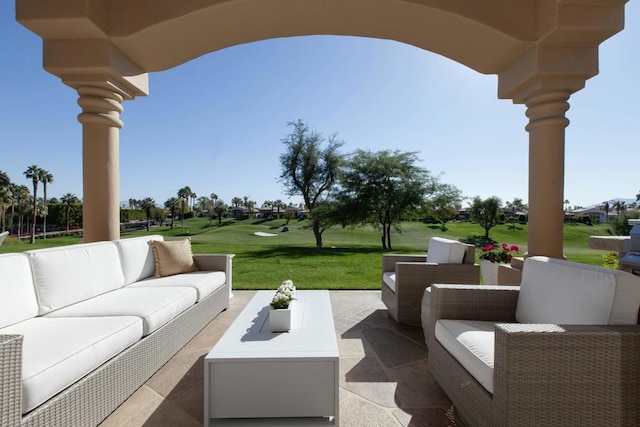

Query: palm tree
39 169 53 239
24 164 42 243
231 197 242 208
177 186 192 229
274 199 283 218
61 193 79 232
164 197 179 229
0 186 11 233
213 200 228 225
209 193 218 225
14 185 30 238
612 200 626 218
0 171 11 232
139 197 156 231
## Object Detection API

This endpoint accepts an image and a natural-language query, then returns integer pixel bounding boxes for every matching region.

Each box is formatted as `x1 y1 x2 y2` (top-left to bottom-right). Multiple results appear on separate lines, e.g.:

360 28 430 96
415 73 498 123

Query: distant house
570 206 606 224
229 206 248 219
284 206 307 220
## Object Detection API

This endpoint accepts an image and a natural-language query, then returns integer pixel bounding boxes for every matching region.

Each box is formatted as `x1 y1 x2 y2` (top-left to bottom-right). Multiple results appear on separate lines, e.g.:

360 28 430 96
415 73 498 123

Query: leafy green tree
471 196 502 240
165 197 179 229
61 193 79 232
139 197 156 231
231 197 243 208
279 119 343 248
24 164 42 243
39 169 53 239
336 149 434 250
426 183 463 231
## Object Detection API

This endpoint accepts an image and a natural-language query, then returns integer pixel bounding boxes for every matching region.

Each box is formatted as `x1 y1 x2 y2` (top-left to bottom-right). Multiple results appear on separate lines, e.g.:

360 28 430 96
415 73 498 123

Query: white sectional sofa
425 256 640 426
0 235 233 427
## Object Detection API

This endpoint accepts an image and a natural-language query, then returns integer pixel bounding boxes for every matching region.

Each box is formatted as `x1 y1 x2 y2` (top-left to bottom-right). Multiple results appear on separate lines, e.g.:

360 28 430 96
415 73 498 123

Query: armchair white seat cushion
0 253 38 328
435 319 496 393
516 256 640 325
426 237 468 264
127 271 226 301
0 316 143 414
44 287 197 335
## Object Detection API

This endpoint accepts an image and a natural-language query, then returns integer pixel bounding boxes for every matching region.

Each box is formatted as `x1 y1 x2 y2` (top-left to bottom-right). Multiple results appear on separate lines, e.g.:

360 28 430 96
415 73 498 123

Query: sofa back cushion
0 253 38 328
516 256 640 325
27 242 126 315
426 237 467 264
115 234 163 285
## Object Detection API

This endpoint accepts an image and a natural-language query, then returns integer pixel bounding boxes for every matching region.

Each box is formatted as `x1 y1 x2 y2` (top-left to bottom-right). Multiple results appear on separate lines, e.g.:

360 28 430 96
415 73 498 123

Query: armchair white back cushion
426 237 467 264
115 234 163 285
27 242 126 315
0 253 38 328
516 256 640 325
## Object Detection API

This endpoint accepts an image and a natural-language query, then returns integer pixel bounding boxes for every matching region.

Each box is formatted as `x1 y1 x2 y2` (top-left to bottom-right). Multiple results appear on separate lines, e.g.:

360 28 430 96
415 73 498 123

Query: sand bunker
254 232 278 237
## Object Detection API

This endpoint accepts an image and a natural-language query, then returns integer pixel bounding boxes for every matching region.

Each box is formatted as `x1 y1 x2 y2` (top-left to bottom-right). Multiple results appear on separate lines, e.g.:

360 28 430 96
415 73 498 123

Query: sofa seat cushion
435 319 496 393
44 287 197 335
0 253 38 328
26 241 125 315
516 256 640 325
0 316 143 414
383 272 396 293
126 271 226 301
115 234 163 285
426 237 467 264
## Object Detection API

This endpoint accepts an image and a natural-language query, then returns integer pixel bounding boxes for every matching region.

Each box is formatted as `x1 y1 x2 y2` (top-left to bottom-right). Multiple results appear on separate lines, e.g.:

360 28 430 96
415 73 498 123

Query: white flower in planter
270 280 296 309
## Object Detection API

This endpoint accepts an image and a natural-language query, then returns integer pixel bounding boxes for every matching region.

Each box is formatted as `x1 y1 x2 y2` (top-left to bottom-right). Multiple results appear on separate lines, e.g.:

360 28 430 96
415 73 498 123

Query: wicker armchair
426 257 640 427
382 237 479 326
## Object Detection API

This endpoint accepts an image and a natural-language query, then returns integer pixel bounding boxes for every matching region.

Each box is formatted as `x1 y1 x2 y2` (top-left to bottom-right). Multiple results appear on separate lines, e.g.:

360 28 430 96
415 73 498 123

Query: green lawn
0 218 615 289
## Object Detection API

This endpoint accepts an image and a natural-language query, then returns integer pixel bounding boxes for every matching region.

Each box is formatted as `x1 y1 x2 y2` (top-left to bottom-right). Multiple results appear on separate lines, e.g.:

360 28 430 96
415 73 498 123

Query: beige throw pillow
149 238 198 277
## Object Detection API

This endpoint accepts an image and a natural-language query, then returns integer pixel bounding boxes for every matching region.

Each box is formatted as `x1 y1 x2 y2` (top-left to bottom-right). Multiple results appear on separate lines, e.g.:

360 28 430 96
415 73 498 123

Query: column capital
77 86 124 128
524 90 570 132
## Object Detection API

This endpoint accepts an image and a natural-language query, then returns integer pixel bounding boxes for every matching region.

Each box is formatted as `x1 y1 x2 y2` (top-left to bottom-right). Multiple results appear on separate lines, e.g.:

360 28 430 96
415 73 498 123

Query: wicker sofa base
2 283 229 427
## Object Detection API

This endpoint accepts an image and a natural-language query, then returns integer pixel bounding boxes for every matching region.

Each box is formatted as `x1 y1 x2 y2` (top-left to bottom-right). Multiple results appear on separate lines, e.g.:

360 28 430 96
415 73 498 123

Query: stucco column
524 90 570 258
77 86 124 242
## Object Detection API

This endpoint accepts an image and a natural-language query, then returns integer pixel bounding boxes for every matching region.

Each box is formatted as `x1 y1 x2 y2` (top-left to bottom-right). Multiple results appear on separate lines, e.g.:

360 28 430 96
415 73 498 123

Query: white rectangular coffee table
204 290 339 426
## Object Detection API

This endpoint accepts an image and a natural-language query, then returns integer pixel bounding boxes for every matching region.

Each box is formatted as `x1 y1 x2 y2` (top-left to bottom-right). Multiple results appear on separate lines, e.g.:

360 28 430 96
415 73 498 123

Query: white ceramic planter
269 302 293 332
480 260 504 285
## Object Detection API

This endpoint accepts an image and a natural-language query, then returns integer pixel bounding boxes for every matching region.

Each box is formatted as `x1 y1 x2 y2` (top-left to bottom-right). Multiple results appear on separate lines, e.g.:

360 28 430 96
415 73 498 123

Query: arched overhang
15 0 630 254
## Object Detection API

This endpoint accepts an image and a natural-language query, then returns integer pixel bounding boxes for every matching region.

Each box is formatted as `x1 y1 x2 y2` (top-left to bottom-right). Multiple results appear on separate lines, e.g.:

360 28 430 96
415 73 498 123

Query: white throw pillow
426 237 467 264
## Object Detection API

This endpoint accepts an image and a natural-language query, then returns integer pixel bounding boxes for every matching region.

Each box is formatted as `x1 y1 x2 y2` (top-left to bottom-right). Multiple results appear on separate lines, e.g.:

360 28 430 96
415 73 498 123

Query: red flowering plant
479 243 520 264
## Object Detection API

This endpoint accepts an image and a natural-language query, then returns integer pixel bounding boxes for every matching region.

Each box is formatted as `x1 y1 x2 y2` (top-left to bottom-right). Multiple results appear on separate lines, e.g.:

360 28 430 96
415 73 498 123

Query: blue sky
1 2 638 210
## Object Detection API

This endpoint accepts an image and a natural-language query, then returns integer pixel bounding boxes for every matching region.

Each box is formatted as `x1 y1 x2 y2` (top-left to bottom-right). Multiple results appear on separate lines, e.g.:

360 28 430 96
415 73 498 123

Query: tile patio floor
99 290 459 427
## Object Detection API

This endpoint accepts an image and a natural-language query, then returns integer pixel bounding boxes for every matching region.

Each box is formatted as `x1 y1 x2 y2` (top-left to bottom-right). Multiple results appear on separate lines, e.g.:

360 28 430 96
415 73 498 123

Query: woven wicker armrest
193 253 235 272
395 263 479 291
1 334 23 426
382 253 427 272
493 323 640 426
430 284 519 322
